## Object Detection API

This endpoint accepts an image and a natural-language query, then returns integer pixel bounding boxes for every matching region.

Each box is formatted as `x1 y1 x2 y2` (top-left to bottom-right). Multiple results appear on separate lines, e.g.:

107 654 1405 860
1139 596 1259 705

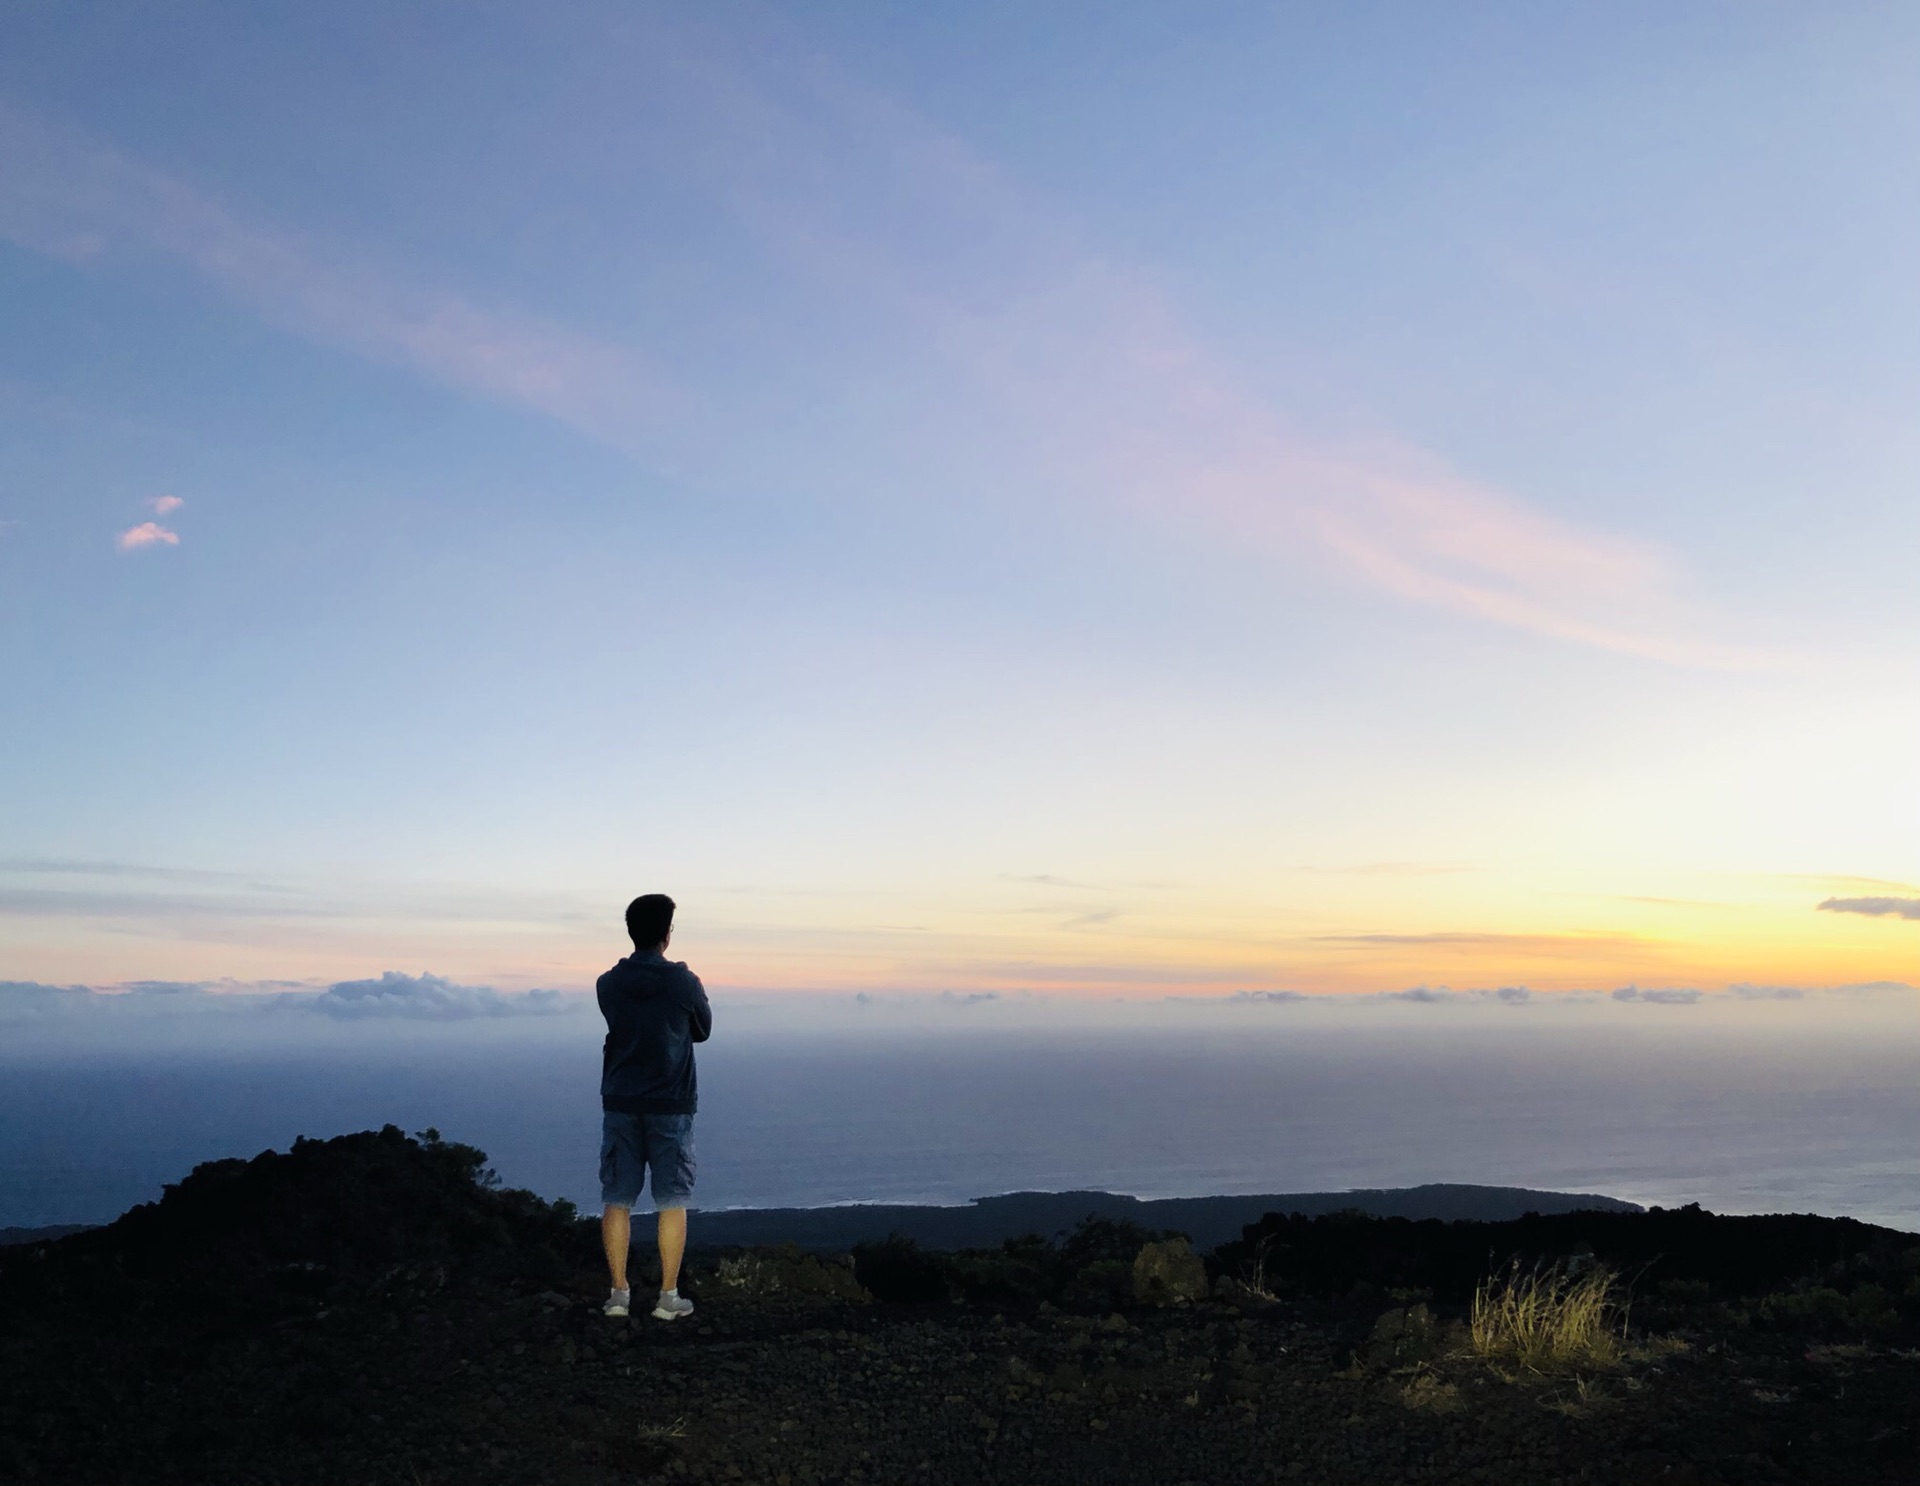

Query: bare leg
602 1205 631 1292
657 1206 687 1293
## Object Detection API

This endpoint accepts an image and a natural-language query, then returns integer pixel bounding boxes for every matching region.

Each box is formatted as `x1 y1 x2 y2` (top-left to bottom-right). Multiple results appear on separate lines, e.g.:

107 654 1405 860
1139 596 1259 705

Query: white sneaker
603 1288 631 1318
651 1291 695 1321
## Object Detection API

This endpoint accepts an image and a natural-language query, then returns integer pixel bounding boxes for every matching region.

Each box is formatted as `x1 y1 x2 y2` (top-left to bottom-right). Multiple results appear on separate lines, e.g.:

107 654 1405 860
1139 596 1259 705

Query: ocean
3 996 1916 1232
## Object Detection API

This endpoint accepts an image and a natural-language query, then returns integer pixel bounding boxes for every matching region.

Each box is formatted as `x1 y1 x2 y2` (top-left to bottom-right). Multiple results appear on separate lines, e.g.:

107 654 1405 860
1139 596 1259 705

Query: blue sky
2 2 1917 996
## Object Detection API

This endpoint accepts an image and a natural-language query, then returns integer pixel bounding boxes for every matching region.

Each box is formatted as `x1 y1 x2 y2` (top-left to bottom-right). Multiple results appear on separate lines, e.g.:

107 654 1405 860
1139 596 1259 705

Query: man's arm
682 969 713 1043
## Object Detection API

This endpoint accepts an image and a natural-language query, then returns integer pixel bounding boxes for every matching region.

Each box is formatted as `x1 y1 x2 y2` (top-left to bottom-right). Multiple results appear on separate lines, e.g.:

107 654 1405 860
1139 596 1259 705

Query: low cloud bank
1177 981 1915 1011
293 972 567 1020
0 980 93 1015
3 975 1914 1037
0 972 580 1024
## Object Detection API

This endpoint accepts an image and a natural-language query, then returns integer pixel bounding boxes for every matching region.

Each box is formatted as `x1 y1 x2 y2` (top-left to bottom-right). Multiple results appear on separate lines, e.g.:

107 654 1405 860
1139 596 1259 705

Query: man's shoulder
595 956 634 990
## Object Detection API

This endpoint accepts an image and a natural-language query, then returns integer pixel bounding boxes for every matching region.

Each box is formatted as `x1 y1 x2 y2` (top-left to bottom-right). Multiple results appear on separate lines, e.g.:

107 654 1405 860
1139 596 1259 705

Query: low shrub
1749 1283 1902 1337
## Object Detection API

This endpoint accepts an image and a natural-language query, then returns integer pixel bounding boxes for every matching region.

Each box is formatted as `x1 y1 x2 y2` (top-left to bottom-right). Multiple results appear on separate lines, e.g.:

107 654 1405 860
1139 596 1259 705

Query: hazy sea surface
3 1009 1917 1232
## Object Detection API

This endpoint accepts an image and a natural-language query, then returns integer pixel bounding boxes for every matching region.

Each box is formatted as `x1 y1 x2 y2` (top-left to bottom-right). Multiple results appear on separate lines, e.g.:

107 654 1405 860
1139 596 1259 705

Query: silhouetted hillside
0 1124 585 1326
0 1222 92 1247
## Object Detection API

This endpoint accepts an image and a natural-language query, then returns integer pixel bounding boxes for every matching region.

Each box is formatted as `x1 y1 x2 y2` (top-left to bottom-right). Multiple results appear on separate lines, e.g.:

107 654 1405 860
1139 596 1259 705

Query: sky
2 1 1918 1002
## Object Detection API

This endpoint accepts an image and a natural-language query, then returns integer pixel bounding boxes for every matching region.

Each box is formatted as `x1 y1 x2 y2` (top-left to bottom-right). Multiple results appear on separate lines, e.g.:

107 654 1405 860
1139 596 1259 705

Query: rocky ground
3 1128 1917 1486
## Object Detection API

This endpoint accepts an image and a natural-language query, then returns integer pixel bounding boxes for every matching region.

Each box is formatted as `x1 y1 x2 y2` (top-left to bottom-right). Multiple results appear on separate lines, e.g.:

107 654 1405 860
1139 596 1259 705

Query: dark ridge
692 1183 1640 1253
0 1222 94 1247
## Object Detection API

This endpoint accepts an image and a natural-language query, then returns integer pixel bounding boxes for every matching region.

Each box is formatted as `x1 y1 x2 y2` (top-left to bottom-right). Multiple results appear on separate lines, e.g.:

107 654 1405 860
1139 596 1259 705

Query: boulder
1131 1237 1209 1306
714 1244 870 1302
1363 1303 1442 1369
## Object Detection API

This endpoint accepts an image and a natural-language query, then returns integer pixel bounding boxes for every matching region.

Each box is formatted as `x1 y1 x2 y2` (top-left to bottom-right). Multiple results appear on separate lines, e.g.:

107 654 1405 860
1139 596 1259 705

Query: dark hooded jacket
596 950 712 1115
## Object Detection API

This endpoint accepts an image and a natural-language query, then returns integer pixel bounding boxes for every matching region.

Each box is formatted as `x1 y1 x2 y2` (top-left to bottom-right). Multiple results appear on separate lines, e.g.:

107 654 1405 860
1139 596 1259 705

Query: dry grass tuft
1242 1236 1282 1302
1470 1261 1625 1372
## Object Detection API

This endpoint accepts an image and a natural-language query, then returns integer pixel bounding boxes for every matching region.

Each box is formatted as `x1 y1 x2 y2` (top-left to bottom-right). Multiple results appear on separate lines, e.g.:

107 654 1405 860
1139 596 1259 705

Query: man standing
597 893 711 1320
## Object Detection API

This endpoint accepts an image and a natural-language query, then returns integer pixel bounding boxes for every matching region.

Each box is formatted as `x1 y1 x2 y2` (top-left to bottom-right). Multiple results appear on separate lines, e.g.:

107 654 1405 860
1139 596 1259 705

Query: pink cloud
681 51 1780 669
149 494 183 515
117 521 178 551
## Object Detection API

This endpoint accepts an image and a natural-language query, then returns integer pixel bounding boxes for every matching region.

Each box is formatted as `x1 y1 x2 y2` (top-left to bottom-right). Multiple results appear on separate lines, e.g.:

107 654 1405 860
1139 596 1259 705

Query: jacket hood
604 953 679 996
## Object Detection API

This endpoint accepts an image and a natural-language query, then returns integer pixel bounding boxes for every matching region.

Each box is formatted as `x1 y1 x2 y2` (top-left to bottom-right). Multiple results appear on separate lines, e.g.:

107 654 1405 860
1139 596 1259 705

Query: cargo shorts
599 1110 696 1210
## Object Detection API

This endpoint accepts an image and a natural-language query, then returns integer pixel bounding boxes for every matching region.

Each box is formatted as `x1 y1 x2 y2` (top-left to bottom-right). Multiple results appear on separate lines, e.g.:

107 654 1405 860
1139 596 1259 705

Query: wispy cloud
678 41 1777 668
116 520 177 550
1818 896 1920 920
1306 861 1478 878
0 104 679 454
148 494 182 515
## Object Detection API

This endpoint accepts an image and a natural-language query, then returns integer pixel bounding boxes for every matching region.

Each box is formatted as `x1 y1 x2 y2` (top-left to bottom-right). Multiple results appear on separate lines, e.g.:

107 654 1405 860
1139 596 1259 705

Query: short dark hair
625 894 675 948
